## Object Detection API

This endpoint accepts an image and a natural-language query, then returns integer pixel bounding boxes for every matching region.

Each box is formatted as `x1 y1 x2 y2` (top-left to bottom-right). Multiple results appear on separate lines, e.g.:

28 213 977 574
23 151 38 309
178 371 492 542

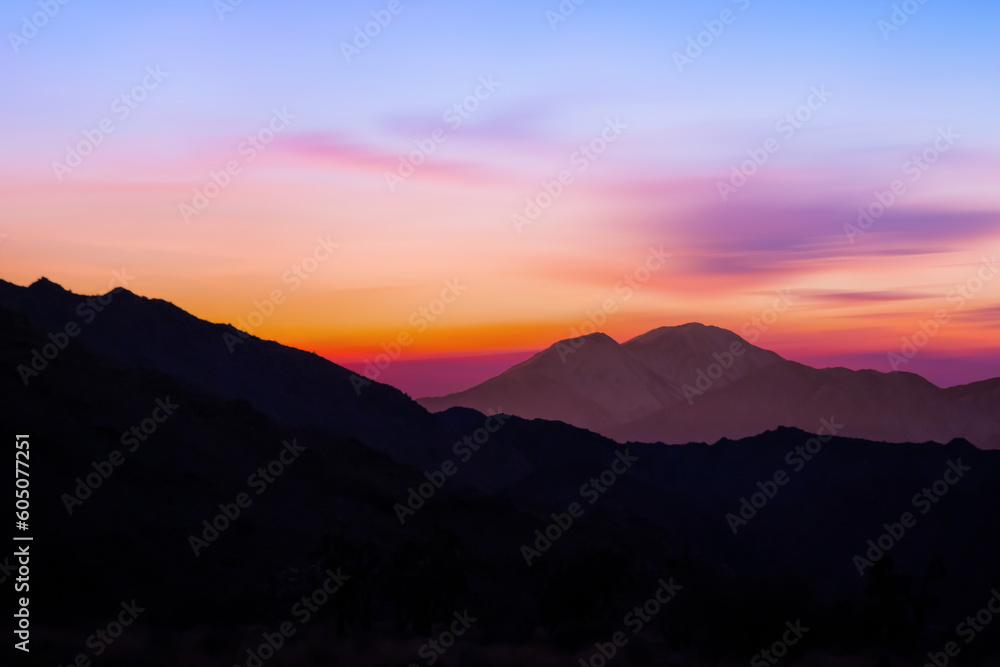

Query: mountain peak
107 286 146 302
627 322 738 345
29 277 69 294
622 322 752 352
560 331 618 346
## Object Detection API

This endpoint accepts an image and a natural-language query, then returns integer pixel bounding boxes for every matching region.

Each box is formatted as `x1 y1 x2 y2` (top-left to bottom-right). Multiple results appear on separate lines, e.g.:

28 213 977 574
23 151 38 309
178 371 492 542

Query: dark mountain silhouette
2 278 999 665
420 323 1000 449
0 277 451 467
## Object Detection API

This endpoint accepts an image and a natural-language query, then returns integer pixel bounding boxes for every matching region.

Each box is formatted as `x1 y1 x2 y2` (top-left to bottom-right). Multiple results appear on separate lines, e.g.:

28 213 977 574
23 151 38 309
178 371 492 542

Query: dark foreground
2 279 999 665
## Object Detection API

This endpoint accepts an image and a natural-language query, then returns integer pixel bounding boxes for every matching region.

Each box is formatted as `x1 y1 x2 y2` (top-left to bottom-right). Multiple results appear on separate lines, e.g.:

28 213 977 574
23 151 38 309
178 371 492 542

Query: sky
1 0 998 396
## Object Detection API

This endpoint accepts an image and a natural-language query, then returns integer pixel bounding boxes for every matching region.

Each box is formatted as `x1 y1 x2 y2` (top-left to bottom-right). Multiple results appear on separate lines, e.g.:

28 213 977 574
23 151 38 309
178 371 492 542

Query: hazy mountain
420 323 1000 449
415 331 685 435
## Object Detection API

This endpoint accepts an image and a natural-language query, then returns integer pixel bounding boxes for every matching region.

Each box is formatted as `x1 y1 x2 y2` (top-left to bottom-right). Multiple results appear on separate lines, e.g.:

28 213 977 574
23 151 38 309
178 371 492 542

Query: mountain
419 323 1000 449
3 278 1000 664
621 323 784 391
414 331 685 435
0 277 446 468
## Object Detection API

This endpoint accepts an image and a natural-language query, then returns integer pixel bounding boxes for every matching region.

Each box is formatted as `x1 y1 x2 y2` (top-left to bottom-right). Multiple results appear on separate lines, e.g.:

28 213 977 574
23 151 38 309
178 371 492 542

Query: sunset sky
2 0 998 396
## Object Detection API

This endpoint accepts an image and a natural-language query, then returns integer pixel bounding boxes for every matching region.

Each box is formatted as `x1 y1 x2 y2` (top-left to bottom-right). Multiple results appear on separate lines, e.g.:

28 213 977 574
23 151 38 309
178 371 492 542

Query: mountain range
2 277 999 664
419 324 1000 449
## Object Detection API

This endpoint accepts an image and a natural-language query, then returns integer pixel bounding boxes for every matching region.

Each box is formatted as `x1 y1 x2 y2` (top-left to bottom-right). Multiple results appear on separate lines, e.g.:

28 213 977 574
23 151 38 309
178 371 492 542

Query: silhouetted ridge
421 323 1000 449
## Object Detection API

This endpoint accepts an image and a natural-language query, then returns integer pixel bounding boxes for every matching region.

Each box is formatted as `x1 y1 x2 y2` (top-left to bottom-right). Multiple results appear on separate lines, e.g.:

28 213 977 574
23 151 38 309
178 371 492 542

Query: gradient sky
2 0 998 396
